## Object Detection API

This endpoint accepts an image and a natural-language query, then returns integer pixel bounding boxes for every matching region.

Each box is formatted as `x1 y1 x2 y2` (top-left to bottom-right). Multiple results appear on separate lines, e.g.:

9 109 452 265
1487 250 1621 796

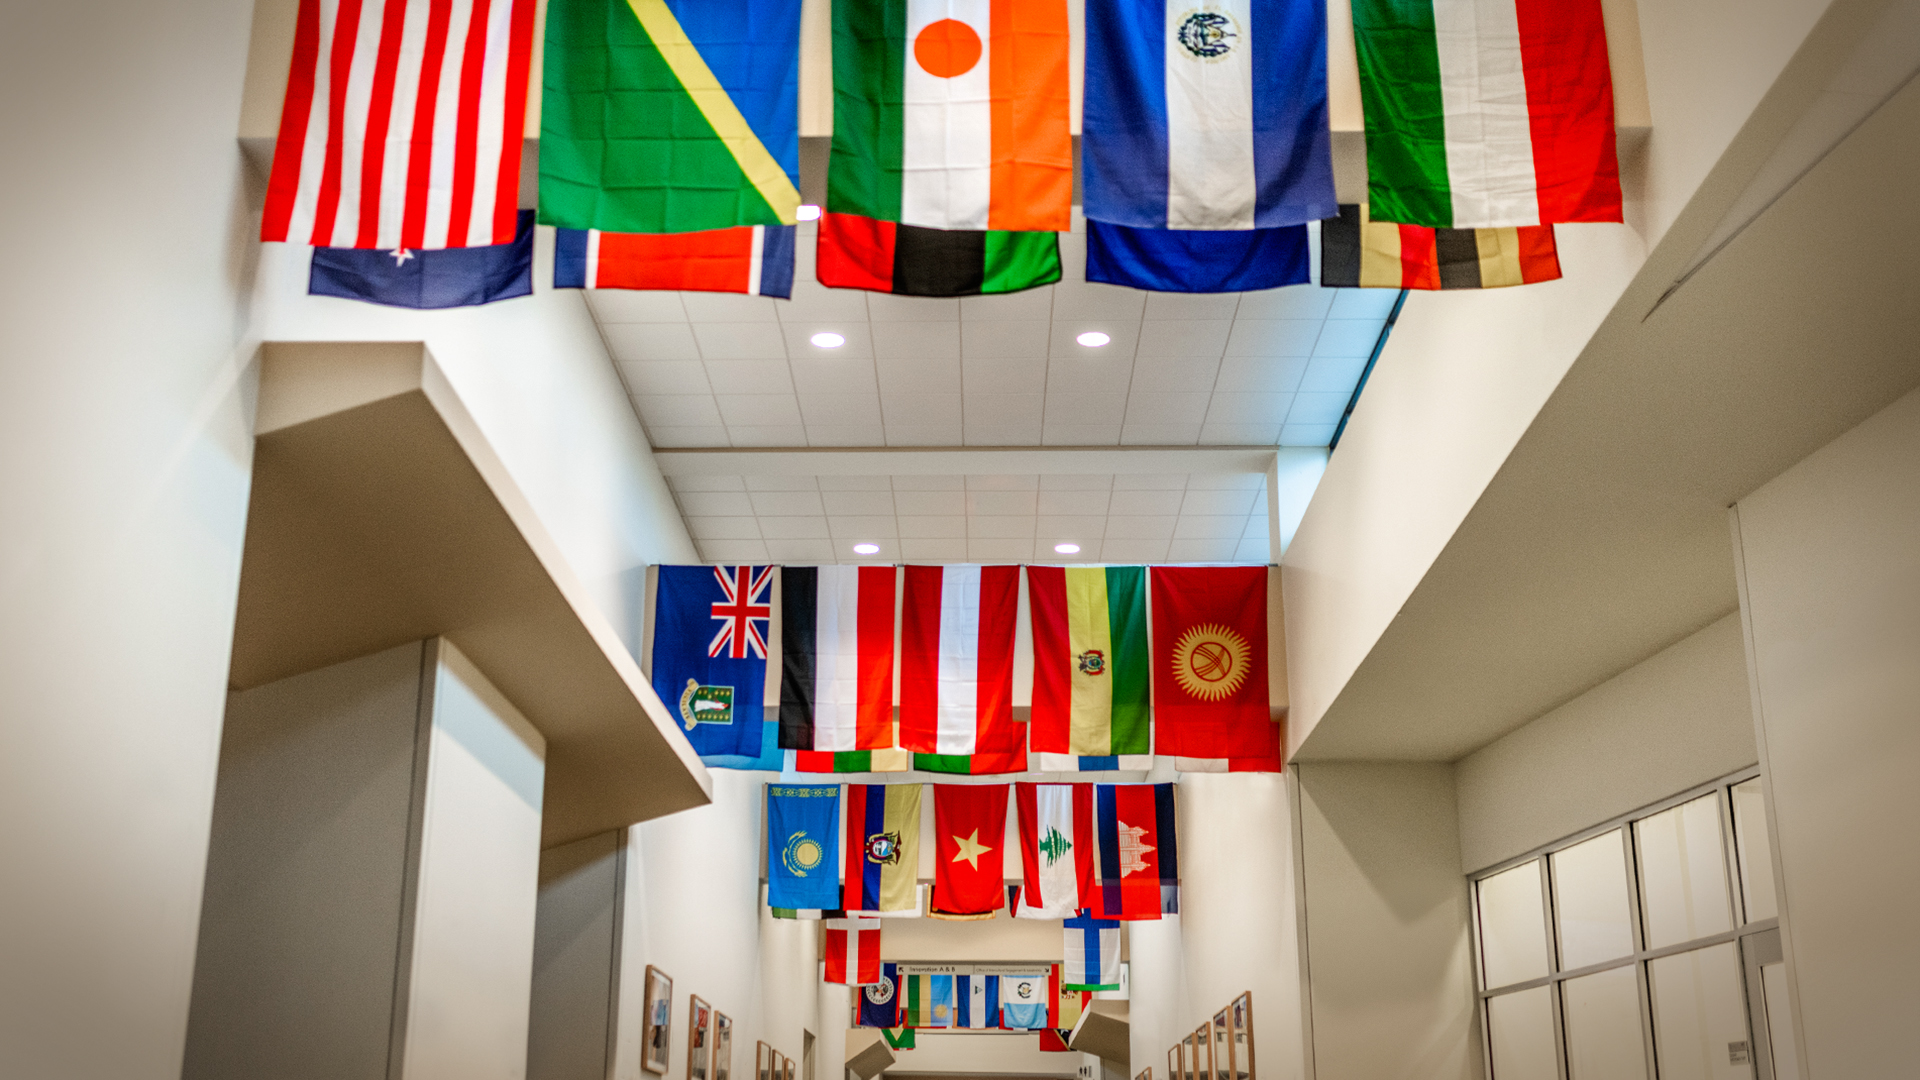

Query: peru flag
824 918 883 985
900 566 1020 757
779 566 898 753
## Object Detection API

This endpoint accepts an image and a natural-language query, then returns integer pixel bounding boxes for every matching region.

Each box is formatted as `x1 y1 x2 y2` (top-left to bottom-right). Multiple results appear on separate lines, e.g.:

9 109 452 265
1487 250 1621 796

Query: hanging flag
766 784 842 910
539 0 802 233
1092 783 1179 919
1062 915 1122 991
1027 566 1151 758
1052 963 1091 1030
554 225 797 297
1085 220 1309 293
1038 1028 1074 1052
957 973 1001 1029
1350 0 1621 228
842 783 923 913
860 964 905 1027
824 918 883 985
881 1027 916 1049
828 0 1071 232
899 566 1023 764
1082 0 1336 230
780 566 898 753
649 565 773 760
263 0 537 249
789 748 914 774
817 213 1061 297
1150 566 1272 758
1032 753 1154 773
1318 203 1561 289
703 719 786 771
310 209 534 308
910 748 1029 776
933 784 1010 918
1013 783 1095 919
999 971 1049 1029
903 972 956 1028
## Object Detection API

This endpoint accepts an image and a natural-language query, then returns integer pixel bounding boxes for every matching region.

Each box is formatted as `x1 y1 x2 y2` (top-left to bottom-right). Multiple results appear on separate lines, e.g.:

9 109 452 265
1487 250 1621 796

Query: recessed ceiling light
852 543 880 555
796 204 823 221
811 331 847 348
1054 542 1081 554
1076 331 1111 348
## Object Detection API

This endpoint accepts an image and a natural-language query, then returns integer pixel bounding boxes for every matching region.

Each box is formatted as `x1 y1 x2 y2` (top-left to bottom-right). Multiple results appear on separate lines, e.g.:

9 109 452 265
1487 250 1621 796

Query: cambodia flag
1091 783 1179 920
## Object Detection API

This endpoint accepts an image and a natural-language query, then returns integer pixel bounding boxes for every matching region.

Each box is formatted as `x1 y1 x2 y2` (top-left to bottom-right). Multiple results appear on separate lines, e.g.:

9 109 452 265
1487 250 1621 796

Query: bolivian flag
1026 567 1151 758
540 0 802 233
1320 203 1560 290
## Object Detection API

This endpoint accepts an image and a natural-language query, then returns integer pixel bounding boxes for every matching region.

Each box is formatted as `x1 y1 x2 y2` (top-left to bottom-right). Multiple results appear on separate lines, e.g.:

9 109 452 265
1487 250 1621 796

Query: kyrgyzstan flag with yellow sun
1149 567 1273 757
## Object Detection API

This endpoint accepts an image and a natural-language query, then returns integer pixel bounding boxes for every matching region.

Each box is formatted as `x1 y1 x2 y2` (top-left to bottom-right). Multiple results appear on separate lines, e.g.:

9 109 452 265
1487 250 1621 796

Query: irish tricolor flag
829 0 1072 232
1351 0 1621 228
1026 566 1151 758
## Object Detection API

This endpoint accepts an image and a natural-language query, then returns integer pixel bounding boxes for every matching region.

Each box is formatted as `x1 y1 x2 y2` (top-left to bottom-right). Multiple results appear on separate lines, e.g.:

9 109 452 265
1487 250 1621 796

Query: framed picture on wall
783 1053 795 1080
688 996 713 1080
1194 1024 1213 1080
1230 992 1254 1080
1169 1042 1183 1080
713 1012 734 1080
1137 1069 1151 1080
755 1042 770 1080
1182 1033 1197 1080
1212 1009 1232 1080
643 966 674 1075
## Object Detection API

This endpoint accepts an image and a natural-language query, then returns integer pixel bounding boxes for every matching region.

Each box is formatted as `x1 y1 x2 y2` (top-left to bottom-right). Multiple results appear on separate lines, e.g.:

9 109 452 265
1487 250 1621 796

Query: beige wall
1732 383 1920 1079
1296 764 1479 1080
1454 613 1757 872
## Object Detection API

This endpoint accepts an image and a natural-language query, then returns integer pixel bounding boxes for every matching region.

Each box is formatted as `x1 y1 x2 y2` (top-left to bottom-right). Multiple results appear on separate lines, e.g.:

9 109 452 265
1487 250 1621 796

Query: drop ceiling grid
669 471 1273 565
590 222 1395 452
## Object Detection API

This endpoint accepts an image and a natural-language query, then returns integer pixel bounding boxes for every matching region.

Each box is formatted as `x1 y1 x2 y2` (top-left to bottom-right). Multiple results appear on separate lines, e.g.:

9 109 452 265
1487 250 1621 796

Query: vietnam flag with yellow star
1149 567 1273 758
932 783 1010 919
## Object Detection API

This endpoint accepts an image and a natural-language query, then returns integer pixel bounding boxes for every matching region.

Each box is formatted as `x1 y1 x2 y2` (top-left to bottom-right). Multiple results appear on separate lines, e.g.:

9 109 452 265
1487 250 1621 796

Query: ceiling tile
744 476 819 491
604 323 701 361
636 394 723 426
1181 488 1260 516
1113 473 1190 490
687 516 762 540
1280 422 1339 446
898 515 968 538
962 321 1052 360
1198 422 1283 444
1137 320 1232 358
1299 355 1370 394
961 288 1053 320
1235 286 1332 319
1037 489 1111 515
881 392 964 431
1125 392 1211 425
1046 353 1137 391
1185 473 1265 491
1311 320 1384 358
699 539 772 562
1143 292 1239 319
765 538 838 562
1327 289 1402 319
802 422 887 446
968 515 1037 539
1243 513 1270 538
1039 474 1114 491
680 292 780 322
749 490 824 515
1109 489 1184 515
968 538 1034 560
782 322 876 360
1044 392 1128 426
901 538 970 561
1051 281 1146 321
1287 392 1351 426
1037 514 1108 538
647 425 730 448
962 394 1045 444
791 359 879 396
1234 535 1273 561
1174 514 1249 539
966 474 1040 490
867 293 962 321
587 290 688 324
798 393 884 427
619 360 711 396
878 357 963 396
884 417 964 446
668 475 746 492
873 321 962 361
694 322 789 361
1105 514 1177 539
893 475 967 490
821 490 895 515
1129 355 1221 393
778 279 871 322
894 490 968 515
968 489 1040 515
963 357 1048 395
1204 392 1295 425
1169 537 1243 562
716 394 803 427
676 491 755 516
1120 422 1202 445
818 475 894 491
1215 355 1310 393
1100 537 1171 562
1224 320 1322 358
829 515 899 538
1044 423 1125 445
1047 321 1141 361
705 359 795 394
758 516 831 539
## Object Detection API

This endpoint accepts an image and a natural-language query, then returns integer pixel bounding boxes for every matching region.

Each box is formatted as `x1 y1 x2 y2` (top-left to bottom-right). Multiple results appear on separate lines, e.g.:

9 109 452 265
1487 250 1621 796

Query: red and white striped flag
823 918 882 985
899 565 1020 757
262 0 536 250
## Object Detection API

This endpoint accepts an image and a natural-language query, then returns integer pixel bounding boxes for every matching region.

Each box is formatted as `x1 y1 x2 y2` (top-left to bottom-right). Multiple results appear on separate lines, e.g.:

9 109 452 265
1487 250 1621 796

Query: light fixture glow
1054 542 1081 554
1076 331 1112 348
811 331 847 348
796 204 823 221
852 543 881 555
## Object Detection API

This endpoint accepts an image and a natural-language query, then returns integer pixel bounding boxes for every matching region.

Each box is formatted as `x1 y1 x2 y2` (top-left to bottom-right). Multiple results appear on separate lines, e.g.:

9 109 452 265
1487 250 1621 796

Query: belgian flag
1320 203 1561 290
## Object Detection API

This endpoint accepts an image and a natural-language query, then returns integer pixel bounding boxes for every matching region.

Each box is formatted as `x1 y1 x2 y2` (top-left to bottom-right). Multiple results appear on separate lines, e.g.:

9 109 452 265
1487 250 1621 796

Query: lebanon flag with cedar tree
932 783 1010 918
1149 566 1272 758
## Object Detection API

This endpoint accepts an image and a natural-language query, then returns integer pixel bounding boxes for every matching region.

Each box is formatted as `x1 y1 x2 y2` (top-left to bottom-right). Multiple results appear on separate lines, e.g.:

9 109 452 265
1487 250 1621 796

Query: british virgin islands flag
651 565 773 760
540 0 802 233
1082 0 1337 231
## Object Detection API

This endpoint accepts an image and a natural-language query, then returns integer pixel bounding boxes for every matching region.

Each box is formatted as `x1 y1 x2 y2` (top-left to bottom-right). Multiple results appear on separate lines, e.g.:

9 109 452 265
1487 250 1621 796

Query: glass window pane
1760 963 1800 1080
1635 795 1732 949
1563 965 1647 1080
1553 829 1635 969
1648 943 1755 1080
1730 780 1778 924
1479 861 1550 988
1487 986 1558 1080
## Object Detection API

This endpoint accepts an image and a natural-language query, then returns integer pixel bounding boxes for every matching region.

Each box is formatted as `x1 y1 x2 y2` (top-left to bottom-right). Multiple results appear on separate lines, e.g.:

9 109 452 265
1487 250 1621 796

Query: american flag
261 0 536 250
708 565 773 659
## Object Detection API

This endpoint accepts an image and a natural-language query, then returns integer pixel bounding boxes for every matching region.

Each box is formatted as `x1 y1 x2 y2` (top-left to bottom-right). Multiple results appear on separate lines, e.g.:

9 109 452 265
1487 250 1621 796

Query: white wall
1731 383 1920 1079
0 4 259 1079
1281 0 1840 751
1454 612 1758 872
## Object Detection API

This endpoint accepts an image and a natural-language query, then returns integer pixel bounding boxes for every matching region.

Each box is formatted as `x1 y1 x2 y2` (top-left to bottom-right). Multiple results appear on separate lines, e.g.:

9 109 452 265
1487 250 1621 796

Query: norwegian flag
262 0 537 250
708 565 773 659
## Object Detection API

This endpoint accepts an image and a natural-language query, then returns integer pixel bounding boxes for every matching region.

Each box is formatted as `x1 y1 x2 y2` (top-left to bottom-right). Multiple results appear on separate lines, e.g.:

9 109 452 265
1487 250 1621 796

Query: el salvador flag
1086 219 1309 293
1082 0 1336 230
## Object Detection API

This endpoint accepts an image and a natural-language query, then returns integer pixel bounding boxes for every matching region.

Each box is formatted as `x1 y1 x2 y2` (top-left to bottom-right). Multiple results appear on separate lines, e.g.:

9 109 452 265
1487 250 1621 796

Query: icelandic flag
1082 0 1336 230
957 974 1000 1029
554 225 796 298
766 784 842 910
999 971 1049 1030
309 210 534 309
1062 915 1122 991
860 964 904 1028
1086 219 1309 293
651 566 774 759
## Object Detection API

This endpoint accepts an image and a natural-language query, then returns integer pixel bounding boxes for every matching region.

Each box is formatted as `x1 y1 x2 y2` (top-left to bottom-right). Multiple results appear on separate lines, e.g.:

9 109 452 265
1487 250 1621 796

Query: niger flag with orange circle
1148 566 1273 757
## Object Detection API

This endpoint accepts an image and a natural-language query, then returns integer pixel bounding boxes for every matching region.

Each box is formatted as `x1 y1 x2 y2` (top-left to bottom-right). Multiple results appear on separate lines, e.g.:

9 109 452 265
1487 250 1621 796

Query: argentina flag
1082 0 1336 230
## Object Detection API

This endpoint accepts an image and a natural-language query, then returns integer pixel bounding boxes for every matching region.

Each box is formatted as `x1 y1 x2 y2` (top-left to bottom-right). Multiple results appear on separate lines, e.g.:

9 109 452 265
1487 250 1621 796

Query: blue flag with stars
652 565 774 760
767 784 841 910
309 209 533 309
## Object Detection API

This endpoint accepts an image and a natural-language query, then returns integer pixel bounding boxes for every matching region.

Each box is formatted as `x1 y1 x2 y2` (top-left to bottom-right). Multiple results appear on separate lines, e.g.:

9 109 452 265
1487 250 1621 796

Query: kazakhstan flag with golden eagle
767 784 842 910
539 0 802 233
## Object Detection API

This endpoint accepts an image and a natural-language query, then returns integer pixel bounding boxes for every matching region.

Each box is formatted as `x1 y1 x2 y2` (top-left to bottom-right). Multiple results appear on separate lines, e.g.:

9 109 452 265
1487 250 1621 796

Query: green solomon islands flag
540 0 802 233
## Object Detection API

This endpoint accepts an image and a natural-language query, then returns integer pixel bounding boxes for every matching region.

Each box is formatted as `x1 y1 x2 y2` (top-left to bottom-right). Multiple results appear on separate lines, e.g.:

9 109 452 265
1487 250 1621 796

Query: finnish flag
1082 0 1336 230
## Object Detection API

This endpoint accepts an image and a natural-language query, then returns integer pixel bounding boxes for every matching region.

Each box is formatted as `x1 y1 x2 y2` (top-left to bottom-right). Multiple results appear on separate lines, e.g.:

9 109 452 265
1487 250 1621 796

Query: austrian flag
900 566 1025 772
